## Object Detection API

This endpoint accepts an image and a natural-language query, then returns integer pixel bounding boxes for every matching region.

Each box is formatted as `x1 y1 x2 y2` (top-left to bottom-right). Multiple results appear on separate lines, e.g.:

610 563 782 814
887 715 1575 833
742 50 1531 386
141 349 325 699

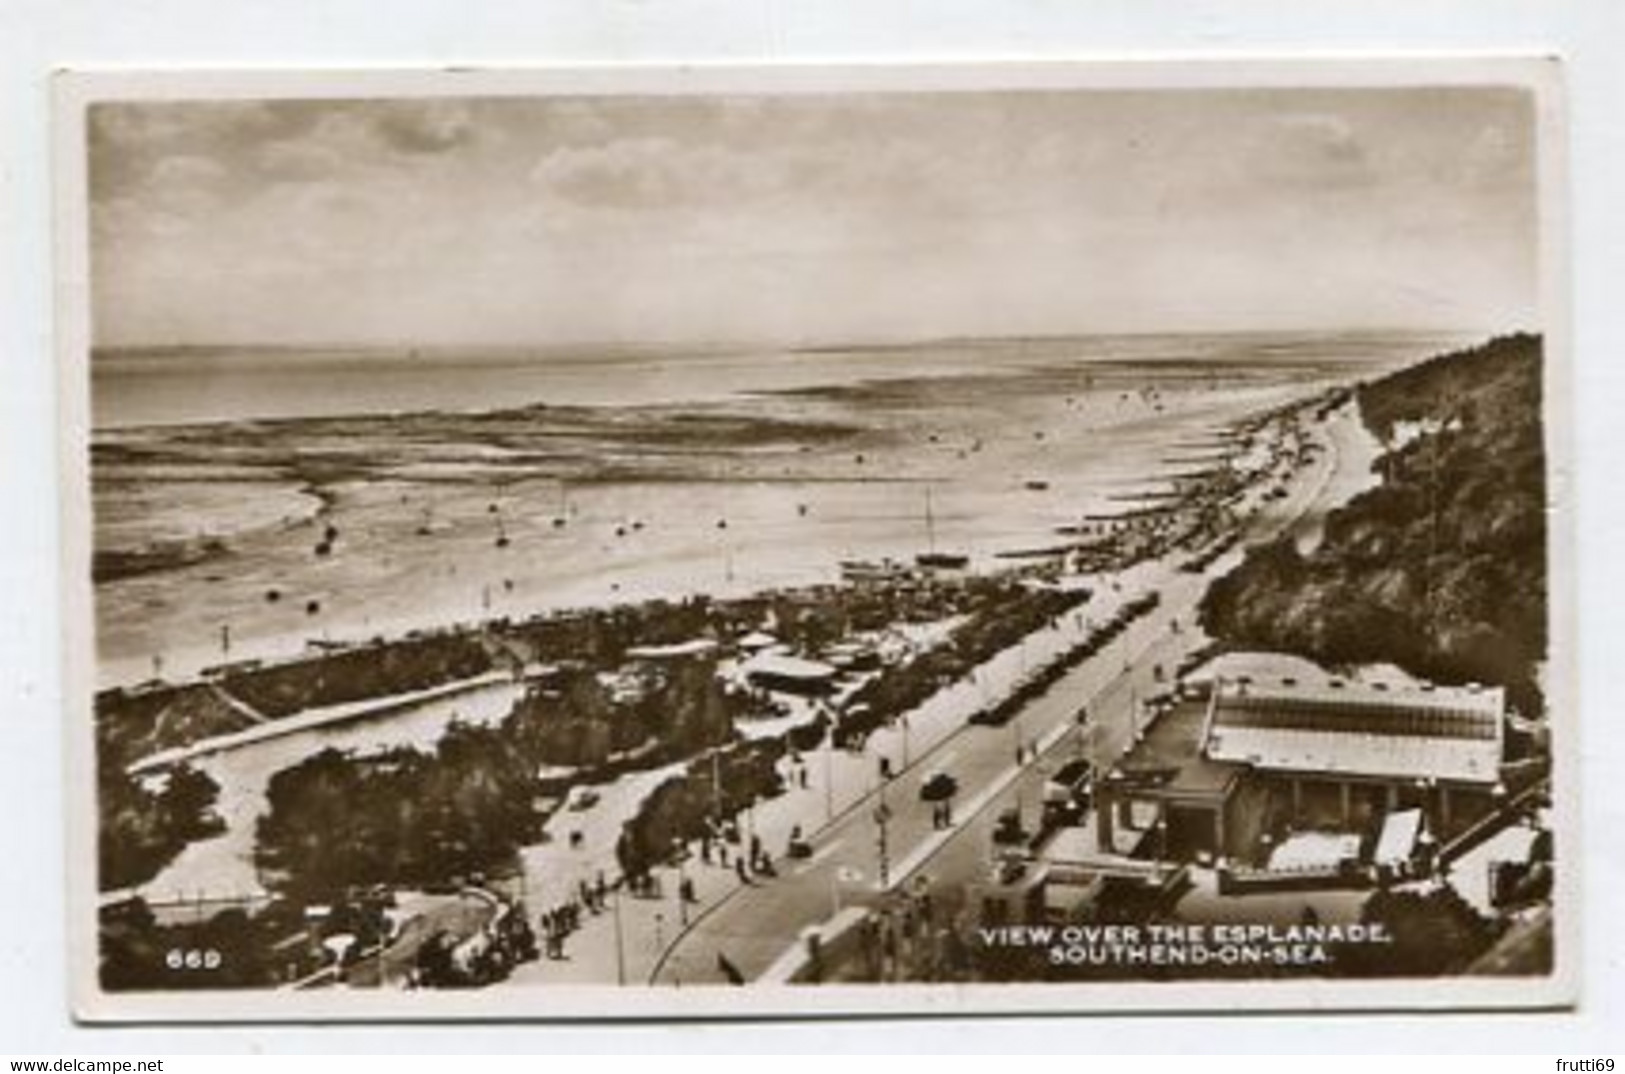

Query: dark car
1042 758 1094 823
969 704 1014 728
992 808 1027 846
919 771 959 802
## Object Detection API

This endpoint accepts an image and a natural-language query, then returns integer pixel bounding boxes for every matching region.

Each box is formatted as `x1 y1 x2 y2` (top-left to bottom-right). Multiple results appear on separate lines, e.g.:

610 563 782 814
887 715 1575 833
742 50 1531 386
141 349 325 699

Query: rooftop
743 652 839 682
625 638 720 660
1112 698 1245 799
1205 676 1504 784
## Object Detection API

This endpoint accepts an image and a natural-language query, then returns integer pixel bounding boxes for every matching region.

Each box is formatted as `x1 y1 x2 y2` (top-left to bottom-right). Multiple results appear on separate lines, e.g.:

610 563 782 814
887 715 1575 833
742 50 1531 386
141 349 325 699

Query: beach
90 331 1454 688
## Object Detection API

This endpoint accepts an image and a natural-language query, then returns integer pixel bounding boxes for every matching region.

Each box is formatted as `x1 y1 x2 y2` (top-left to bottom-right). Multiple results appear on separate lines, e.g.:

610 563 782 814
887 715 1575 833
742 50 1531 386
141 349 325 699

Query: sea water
90 332 1460 688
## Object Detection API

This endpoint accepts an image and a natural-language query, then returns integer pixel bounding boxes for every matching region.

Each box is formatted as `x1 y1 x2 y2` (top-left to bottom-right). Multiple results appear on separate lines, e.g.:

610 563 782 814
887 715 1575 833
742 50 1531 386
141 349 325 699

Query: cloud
89 88 1539 347
147 153 226 190
1252 113 1376 190
255 138 349 182
543 100 615 146
530 136 788 210
370 101 476 154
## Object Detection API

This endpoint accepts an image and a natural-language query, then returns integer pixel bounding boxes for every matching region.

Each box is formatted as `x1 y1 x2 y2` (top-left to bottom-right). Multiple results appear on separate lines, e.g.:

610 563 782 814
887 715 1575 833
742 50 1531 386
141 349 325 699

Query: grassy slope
1198 333 1547 714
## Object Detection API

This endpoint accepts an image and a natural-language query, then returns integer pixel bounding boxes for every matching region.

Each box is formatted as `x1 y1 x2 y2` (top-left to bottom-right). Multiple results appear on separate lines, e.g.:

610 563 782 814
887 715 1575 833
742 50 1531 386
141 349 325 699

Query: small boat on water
915 486 968 571
1025 479 1050 492
841 559 910 583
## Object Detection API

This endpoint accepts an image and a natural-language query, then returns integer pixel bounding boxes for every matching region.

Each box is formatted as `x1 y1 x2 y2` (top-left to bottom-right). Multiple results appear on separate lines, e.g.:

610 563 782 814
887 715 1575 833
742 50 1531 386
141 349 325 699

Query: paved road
651 401 1357 984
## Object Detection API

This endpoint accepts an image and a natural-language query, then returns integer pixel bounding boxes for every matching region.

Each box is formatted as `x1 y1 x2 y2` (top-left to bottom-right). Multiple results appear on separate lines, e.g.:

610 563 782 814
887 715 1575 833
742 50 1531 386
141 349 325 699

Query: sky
87 86 1541 349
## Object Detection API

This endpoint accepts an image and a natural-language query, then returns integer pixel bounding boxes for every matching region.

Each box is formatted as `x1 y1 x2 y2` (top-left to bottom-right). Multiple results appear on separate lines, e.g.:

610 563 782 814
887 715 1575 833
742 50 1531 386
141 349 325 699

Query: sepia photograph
56 60 1569 1020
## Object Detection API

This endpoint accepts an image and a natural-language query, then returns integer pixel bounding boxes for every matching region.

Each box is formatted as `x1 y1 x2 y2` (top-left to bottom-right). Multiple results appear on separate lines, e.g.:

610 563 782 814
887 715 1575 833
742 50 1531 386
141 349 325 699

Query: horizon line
90 324 1519 357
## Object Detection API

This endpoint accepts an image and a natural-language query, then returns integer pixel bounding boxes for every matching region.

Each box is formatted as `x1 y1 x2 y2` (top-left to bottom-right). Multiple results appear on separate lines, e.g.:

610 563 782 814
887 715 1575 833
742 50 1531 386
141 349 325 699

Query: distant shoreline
88 328 1468 431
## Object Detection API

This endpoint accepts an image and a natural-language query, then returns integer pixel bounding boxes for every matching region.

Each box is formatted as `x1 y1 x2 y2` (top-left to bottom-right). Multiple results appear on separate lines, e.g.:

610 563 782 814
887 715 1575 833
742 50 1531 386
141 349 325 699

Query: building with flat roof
1093 696 1261 863
1092 671 1509 866
1204 676 1504 838
742 651 840 696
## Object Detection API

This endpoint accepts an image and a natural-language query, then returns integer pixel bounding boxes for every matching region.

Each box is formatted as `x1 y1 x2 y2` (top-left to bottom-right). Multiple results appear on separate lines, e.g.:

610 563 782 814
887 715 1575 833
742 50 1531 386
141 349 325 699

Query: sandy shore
93 369 1333 687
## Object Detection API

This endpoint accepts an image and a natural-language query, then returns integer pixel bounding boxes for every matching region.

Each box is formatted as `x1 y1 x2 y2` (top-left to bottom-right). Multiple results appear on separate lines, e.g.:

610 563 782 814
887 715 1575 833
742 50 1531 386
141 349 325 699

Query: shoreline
92 370 1336 688
98 374 1353 742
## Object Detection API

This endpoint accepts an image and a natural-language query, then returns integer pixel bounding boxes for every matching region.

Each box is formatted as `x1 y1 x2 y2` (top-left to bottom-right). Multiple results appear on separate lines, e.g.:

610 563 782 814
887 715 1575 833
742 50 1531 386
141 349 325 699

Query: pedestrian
798 766 809 789
735 857 749 884
749 834 762 862
595 872 608 906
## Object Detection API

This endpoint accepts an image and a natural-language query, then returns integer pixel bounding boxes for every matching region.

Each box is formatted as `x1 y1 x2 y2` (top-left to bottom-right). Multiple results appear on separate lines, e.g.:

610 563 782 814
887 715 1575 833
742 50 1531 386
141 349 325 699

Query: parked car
1042 758 1094 822
919 771 959 802
969 704 1014 728
992 807 1027 846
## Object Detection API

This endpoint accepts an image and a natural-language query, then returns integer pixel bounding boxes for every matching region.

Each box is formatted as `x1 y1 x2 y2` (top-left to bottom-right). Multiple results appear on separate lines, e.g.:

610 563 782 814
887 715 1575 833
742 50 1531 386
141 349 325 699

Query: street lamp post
673 838 690 926
611 883 627 986
823 725 835 824
711 748 725 825
875 781 892 891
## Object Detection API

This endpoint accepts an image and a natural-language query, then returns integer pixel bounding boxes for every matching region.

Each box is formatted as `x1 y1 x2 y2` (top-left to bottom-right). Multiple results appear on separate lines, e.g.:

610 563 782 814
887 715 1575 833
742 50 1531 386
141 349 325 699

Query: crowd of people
536 872 613 960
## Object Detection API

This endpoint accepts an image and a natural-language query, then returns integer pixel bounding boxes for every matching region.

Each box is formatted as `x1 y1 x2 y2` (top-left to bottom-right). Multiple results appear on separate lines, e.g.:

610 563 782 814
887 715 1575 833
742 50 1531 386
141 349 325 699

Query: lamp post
672 837 690 926
875 781 892 891
611 882 627 986
823 735 834 824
